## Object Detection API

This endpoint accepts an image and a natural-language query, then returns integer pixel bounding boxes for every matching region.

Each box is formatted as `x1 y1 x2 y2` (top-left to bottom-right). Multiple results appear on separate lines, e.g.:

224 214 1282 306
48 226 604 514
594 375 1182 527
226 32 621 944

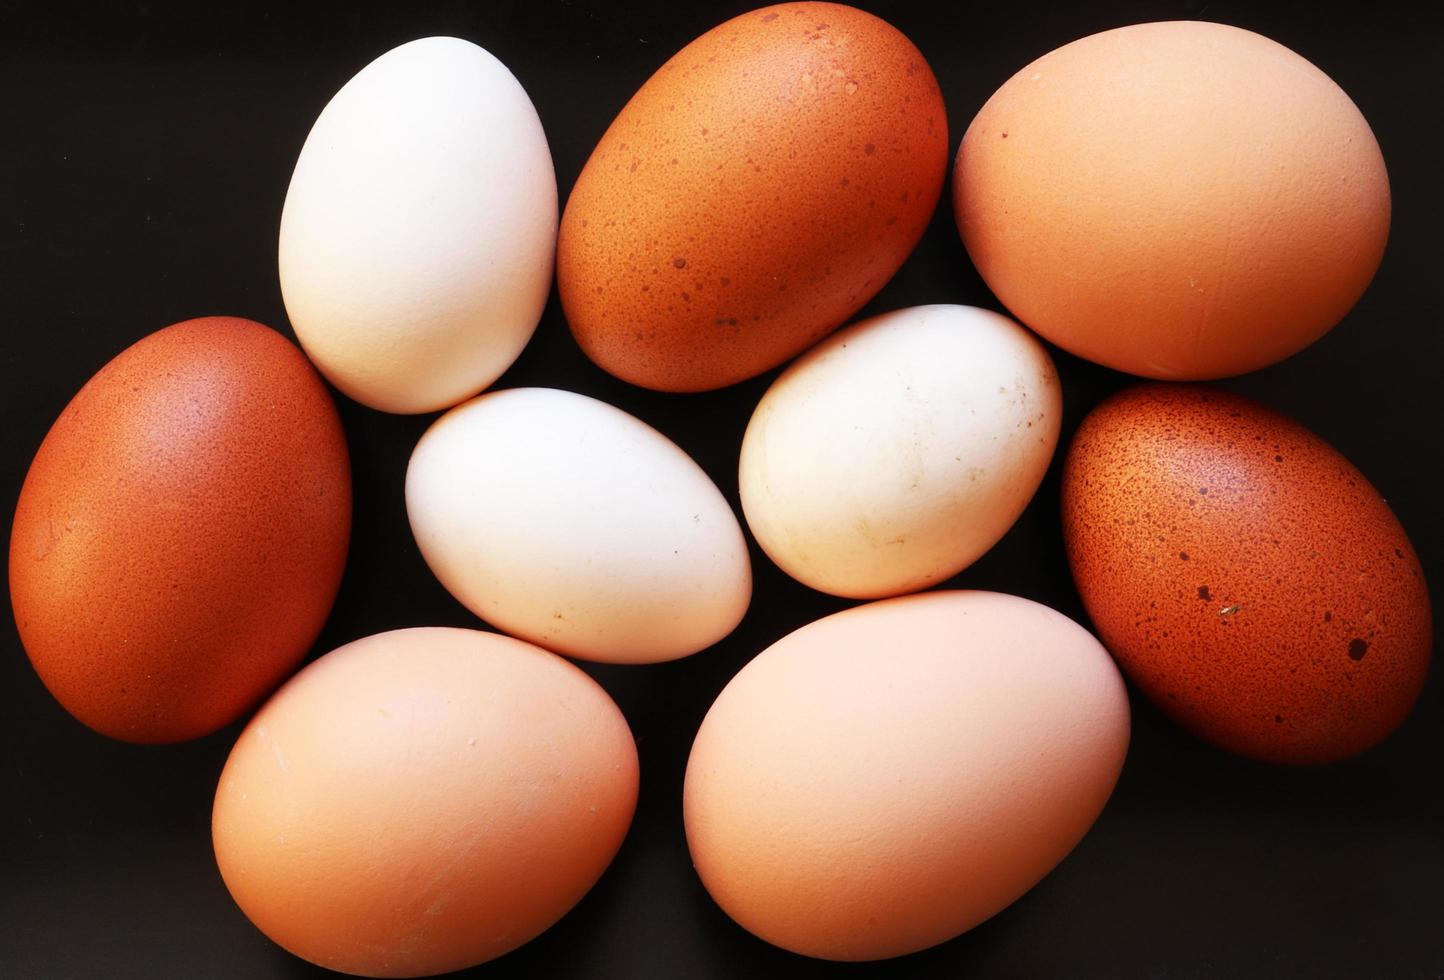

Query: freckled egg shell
684 590 1130 961
213 627 639 978
558 2 949 392
954 21 1390 380
9 317 351 744
1062 385 1431 764
739 304 1060 598
405 387 751 664
280 37 557 414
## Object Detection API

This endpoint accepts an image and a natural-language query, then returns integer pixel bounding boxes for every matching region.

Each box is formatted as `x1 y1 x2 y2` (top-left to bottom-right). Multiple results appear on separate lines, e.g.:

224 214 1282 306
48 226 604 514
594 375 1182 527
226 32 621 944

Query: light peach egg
684 590 1129 960
213 627 638 978
955 21 1389 380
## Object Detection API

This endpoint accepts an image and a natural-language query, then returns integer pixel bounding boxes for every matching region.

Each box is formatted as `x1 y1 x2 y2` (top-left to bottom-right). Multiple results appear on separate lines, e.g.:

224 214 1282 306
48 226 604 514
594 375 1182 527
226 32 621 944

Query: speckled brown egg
558 2 948 392
9 317 351 744
1061 385 1430 764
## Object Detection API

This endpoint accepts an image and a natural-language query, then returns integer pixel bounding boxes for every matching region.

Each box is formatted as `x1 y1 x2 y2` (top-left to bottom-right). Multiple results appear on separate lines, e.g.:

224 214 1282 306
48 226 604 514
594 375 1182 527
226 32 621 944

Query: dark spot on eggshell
1061 384 1431 765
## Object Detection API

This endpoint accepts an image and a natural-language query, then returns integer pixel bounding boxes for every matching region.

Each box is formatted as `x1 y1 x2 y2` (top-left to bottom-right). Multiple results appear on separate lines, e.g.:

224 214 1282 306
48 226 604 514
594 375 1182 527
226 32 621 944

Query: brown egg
558 2 948 392
955 21 1390 380
9 317 351 744
1062 385 1430 764
213 627 639 978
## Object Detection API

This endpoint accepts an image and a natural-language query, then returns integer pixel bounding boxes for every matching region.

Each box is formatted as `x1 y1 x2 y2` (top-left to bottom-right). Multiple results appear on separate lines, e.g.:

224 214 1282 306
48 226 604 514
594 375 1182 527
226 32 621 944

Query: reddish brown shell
557 1 948 392
9 317 352 744
1061 385 1430 764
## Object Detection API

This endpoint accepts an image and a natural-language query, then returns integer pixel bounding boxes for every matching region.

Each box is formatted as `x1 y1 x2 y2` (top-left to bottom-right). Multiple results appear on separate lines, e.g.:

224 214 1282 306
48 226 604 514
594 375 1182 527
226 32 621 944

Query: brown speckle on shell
1061 384 1431 764
557 1 948 392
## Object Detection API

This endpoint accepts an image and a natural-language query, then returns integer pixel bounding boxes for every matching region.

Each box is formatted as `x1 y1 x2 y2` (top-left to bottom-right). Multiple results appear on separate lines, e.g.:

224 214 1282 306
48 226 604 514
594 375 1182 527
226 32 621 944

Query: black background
3 1 1441 977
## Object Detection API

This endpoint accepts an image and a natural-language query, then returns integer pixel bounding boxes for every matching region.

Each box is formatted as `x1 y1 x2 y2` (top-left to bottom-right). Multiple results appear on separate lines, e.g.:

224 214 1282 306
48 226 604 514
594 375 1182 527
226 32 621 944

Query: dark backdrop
3 2 1441 977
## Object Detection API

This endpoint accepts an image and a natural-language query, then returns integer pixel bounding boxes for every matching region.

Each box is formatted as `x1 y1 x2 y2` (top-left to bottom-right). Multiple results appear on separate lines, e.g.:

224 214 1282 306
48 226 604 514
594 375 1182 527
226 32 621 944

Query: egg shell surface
9 317 351 744
684 590 1130 961
406 387 751 664
954 20 1390 380
739 304 1060 598
558 2 949 391
1062 384 1431 763
280 36 557 414
213 627 639 977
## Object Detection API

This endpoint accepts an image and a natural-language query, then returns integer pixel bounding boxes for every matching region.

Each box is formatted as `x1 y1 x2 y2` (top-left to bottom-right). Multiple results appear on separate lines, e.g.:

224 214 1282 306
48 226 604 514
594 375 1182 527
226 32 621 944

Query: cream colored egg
739 304 1060 599
279 37 557 414
406 388 752 664
684 590 1130 961
213 627 638 978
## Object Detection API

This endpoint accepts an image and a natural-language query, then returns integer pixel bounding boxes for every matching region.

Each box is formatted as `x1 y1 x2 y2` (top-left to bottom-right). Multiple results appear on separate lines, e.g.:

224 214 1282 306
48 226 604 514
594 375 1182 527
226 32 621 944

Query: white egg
279 37 557 414
739 304 1060 599
406 388 752 664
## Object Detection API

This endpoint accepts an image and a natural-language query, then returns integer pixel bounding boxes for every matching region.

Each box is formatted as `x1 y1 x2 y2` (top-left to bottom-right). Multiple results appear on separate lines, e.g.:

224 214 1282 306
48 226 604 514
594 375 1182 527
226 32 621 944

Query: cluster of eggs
9 4 1429 976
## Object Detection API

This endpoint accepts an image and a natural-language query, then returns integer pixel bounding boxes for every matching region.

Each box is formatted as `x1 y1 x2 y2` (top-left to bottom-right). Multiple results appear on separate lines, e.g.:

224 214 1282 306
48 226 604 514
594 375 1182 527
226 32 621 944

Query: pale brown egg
685 591 1129 960
955 21 1389 380
213 627 639 978
559 2 948 391
9 317 350 744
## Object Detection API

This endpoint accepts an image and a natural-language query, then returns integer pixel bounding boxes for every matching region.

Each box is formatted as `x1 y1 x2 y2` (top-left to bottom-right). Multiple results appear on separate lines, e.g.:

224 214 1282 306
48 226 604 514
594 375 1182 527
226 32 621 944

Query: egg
558 2 948 392
9 317 350 744
739 304 1059 598
213 627 638 977
954 21 1389 380
1062 385 1431 763
684 590 1129 961
279 37 557 414
406 387 751 663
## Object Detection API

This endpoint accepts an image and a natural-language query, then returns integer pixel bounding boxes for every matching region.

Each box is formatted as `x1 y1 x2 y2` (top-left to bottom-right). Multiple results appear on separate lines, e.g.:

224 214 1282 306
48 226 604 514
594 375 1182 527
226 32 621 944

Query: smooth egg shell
955 21 1389 379
740 304 1060 598
1062 385 1431 763
280 36 557 413
406 388 751 664
213 627 639 978
9 317 351 744
558 2 948 391
684 590 1130 960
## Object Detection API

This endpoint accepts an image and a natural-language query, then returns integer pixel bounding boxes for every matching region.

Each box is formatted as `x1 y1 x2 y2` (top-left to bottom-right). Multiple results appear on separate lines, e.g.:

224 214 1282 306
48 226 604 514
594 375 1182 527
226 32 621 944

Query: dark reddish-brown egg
558 1 948 392
9 317 351 744
1062 385 1430 764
